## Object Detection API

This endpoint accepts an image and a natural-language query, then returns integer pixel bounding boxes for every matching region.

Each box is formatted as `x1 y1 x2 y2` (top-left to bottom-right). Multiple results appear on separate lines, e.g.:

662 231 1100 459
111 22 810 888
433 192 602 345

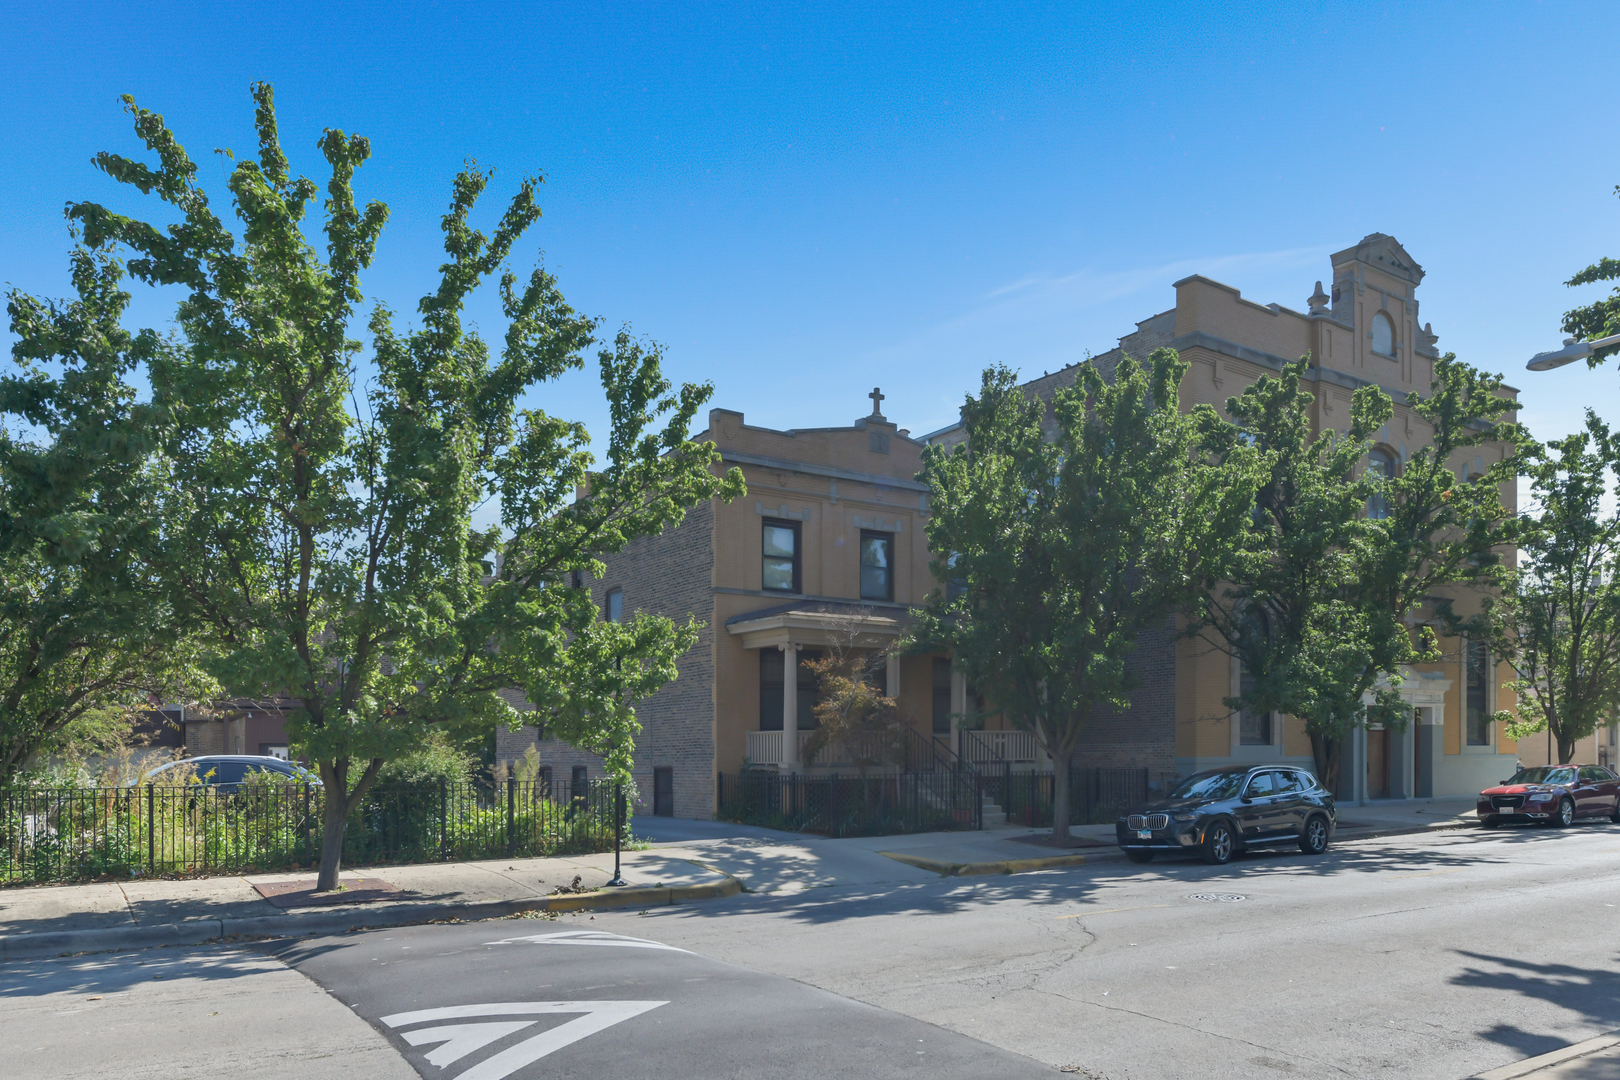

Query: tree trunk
1051 745 1075 844
1309 731 1341 798
314 757 382 892
316 787 348 892
1557 730 1577 765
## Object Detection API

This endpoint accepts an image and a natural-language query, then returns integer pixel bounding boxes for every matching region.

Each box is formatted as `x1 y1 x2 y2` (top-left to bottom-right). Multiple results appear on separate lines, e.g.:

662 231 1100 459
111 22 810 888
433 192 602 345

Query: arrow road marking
381 1001 668 1080
483 929 692 952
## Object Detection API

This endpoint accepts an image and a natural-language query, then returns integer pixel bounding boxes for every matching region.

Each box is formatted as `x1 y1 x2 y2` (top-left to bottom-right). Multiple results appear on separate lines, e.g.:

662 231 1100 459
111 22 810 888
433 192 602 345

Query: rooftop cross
869 386 885 416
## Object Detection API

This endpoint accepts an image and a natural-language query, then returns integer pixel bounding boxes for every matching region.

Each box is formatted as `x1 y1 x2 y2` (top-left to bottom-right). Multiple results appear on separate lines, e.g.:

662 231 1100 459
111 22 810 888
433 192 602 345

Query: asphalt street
579 822 1620 1080
268 923 1055 1079
4 822 1619 1080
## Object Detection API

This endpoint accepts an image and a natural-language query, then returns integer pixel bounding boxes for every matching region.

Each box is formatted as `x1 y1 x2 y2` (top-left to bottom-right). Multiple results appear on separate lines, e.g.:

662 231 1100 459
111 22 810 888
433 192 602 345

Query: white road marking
483 929 691 952
381 1001 668 1080
402 1021 536 1067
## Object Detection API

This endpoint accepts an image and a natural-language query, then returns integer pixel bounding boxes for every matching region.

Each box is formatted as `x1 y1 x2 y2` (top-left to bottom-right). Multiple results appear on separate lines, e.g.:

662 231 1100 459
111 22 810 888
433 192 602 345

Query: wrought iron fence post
146 783 155 874
506 776 516 857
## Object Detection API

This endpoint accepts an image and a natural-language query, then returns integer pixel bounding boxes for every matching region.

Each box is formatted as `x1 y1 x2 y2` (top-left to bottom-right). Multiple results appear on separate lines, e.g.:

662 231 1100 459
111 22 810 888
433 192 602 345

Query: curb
0 875 742 963
877 850 1090 877
1470 1031 1620 1079
1338 820 1477 842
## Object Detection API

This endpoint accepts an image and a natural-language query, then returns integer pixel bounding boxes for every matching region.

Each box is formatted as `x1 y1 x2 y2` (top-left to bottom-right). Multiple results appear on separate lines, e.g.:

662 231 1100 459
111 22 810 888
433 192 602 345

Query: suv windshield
1169 770 1247 801
1507 767 1575 786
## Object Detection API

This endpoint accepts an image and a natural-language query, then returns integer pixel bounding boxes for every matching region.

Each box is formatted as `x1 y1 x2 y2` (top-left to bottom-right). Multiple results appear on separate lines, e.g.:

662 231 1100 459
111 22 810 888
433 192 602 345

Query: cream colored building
500 233 1523 815
924 233 1522 802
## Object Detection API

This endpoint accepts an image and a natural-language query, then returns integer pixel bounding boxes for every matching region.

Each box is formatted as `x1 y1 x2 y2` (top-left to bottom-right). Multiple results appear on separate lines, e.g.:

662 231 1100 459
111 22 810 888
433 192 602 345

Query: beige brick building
925 233 1523 802
500 233 1527 816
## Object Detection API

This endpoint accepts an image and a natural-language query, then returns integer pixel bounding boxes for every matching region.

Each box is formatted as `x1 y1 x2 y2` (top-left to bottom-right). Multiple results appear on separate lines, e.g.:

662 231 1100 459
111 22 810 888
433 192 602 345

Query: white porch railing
962 729 1041 764
745 730 899 767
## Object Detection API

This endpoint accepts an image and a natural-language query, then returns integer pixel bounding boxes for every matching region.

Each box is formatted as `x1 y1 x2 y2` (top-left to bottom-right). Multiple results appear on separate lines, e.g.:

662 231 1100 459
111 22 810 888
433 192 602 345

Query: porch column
951 669 967 757
886 651 901 699
781 643 799 771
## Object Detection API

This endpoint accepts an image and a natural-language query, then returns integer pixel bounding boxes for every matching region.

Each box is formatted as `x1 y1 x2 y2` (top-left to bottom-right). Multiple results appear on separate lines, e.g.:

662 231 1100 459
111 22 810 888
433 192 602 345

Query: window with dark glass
932 657 953 735
1366 447 1396 520
1239 609 1273 745
860 530 894 601
570 765 588 801
605 588 623 623
758 649 822 731
1466 638 1491 745
762 519 801 593
1244 771 1277 798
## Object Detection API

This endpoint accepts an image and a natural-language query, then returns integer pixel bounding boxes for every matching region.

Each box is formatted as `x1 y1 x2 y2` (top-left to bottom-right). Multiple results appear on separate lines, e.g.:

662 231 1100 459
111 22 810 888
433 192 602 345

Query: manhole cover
1189 893 1246 903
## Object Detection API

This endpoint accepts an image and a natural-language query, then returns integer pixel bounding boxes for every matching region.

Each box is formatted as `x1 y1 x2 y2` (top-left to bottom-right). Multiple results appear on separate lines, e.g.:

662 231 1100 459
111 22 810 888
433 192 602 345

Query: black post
506 775 516 857
146 783 155 874
607 781 628 886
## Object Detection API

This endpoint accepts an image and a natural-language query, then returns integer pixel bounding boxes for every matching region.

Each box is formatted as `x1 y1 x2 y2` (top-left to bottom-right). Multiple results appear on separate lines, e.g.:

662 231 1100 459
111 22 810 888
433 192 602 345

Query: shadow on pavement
0 944 273 1000
1451 950 1620 1063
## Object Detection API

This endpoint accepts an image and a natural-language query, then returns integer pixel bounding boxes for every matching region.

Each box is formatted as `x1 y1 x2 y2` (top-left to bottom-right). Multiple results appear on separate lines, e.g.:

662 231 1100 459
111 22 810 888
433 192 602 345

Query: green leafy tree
1500 412 1620 763
58 84 742 889
1558 187 1620 366
915 351 1252 842
0 248 200 782
1201 354 1519 790
1193 358 1390 790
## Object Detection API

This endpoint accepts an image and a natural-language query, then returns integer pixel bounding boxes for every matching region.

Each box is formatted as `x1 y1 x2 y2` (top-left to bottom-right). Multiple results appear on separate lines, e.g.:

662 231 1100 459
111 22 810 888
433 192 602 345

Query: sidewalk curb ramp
0 874 741 962
877 851 1090 877
1470 1030 1620 1079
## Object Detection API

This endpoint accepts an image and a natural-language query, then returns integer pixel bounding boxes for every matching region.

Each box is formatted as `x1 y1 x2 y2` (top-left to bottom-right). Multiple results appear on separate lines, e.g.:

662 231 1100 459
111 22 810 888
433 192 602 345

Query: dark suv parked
1115 765 1335 865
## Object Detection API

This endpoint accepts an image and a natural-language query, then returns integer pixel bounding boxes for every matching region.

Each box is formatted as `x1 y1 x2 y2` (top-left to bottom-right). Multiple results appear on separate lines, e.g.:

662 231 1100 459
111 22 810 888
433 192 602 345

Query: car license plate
1137 829 1152 839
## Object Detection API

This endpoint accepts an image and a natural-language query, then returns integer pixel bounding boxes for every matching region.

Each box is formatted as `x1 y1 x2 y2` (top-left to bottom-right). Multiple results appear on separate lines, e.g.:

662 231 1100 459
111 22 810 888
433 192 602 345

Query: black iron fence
716 768 983 837
0 778 621 887
985 765 1180 828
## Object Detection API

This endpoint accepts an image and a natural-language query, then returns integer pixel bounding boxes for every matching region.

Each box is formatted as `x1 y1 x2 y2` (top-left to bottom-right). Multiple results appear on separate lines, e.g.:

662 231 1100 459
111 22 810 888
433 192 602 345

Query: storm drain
1188 893 1246 903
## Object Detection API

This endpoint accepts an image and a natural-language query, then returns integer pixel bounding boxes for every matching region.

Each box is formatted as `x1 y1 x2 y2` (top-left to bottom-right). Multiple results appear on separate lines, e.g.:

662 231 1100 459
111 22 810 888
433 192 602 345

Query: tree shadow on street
1450 949 1620 1063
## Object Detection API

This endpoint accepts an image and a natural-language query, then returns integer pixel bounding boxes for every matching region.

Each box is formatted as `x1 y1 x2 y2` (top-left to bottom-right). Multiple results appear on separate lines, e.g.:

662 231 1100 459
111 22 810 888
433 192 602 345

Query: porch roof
724 600 914 651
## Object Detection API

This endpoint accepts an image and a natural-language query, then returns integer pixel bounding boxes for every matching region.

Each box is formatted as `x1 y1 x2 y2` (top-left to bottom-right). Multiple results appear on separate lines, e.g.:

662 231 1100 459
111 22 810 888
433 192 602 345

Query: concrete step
981 798 1006 828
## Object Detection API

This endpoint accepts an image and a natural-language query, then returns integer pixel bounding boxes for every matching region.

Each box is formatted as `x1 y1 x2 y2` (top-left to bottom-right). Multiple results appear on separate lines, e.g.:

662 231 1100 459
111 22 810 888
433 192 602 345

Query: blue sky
5 1 1620 486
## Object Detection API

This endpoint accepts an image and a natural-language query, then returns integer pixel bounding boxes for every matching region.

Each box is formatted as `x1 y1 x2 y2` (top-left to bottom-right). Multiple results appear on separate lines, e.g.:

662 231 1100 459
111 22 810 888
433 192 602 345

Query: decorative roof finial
868 386 886 418
1308 280 1330 315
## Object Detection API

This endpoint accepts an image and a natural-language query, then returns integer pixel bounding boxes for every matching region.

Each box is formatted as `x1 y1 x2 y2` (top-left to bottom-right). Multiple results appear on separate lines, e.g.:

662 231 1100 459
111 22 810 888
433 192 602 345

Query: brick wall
1072 613 1178 772
496 500 717 818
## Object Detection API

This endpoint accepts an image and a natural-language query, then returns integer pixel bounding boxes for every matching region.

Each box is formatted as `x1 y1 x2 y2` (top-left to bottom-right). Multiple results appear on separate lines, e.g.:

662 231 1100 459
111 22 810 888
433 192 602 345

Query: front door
1366 728 1389 799
1236 771 1278 839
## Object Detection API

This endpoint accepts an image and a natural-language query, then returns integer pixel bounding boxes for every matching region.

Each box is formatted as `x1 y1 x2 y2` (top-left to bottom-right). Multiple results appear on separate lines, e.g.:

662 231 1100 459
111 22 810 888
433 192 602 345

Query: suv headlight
1172 812 1197 822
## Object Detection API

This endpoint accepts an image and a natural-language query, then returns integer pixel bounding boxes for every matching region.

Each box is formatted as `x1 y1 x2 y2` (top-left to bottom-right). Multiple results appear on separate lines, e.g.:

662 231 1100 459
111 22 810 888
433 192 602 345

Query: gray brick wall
496 500 717 819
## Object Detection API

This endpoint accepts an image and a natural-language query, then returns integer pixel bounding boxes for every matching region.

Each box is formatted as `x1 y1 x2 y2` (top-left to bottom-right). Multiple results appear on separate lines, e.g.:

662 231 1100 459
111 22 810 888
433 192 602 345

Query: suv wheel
1298 814 1330 855
1201 821 1236 865
1554 797 1576 827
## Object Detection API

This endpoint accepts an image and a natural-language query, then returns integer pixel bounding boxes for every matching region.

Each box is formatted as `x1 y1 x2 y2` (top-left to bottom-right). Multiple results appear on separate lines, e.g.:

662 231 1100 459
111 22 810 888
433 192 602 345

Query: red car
1477 765 1620 828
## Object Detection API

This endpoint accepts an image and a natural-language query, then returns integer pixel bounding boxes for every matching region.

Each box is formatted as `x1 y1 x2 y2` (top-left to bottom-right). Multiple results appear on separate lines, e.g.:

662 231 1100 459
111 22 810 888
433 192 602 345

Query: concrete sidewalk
0 847 737 961
0 794 1485 961
1472 1031 1620 1079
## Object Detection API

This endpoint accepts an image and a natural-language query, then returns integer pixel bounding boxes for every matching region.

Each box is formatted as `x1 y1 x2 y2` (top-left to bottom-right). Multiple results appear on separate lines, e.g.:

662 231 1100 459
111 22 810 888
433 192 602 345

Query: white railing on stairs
961 729 1040 763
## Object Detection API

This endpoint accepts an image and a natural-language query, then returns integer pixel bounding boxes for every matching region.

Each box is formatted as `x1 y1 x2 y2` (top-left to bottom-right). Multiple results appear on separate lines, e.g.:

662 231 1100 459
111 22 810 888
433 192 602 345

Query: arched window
1366 447 1397 519
1371 312 1395 357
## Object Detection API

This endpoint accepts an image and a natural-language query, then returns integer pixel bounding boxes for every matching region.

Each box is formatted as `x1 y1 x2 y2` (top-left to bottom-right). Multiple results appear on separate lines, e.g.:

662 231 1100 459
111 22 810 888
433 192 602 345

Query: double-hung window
762 520 801 593
605 588 623 623
860 530 894 601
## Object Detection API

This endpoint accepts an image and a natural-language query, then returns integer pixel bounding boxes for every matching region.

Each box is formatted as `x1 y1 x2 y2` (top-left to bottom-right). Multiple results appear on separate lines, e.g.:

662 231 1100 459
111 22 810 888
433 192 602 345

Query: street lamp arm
1527 332 1620 371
